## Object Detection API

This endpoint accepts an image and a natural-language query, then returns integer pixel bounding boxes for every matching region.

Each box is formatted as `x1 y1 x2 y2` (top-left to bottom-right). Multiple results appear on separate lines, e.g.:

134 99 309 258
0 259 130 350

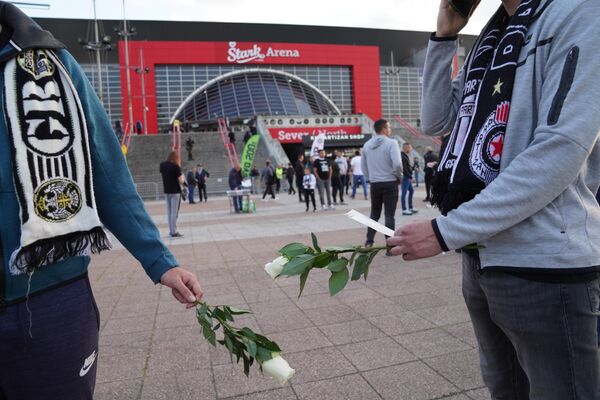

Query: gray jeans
166 193 180 236
316 179 332 206
462 253 600 400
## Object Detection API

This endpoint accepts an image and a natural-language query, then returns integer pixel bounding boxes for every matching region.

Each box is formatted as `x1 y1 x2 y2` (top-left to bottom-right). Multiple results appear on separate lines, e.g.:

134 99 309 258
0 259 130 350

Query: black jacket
401 152 413 179
423 150 439 173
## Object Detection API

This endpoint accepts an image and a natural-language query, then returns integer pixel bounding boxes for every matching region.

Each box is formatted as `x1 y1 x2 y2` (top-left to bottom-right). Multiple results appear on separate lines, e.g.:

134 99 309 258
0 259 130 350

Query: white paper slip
345 209 395 237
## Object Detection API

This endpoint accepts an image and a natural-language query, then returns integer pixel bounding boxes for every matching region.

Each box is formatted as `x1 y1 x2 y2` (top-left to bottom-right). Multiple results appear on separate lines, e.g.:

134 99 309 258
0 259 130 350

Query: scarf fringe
9 226 112 275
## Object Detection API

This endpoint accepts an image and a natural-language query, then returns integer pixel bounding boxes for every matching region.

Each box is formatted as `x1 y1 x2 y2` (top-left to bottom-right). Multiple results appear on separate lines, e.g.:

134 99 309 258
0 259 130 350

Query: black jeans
366 181 399 244
287 178 296 194
296 175 304 201
424 170 434 200
304 188 316 210
331 176 344 203
197 183 207 202
262 183 275 199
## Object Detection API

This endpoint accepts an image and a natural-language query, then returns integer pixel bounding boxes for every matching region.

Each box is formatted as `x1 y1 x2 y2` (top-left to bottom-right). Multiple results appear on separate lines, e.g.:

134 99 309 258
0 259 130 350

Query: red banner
269 126 363 144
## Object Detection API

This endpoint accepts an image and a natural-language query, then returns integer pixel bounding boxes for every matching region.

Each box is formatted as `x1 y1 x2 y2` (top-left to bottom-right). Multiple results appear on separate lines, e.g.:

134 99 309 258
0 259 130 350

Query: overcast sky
17 0 501 35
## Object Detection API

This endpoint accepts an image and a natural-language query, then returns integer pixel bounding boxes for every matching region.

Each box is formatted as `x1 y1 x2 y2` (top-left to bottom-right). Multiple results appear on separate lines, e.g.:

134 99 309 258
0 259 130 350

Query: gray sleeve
435 2 600 250
420 38 465 136
390 141 403 179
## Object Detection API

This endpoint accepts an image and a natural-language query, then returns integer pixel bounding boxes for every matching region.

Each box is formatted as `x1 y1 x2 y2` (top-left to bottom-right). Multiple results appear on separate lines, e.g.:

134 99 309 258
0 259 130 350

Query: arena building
34 18 475 137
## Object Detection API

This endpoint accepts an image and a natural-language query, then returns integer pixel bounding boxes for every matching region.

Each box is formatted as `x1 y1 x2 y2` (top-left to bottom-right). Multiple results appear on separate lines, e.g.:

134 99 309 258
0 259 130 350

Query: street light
134 48 150 135
114 0 136 133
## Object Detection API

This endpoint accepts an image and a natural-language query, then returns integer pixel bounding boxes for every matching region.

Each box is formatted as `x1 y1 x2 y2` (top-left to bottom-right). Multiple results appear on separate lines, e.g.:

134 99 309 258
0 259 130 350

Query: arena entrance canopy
170 68 341 125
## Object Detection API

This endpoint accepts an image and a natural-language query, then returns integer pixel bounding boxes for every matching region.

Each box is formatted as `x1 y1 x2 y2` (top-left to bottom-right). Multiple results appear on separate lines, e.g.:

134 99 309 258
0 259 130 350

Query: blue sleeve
57 49 178 283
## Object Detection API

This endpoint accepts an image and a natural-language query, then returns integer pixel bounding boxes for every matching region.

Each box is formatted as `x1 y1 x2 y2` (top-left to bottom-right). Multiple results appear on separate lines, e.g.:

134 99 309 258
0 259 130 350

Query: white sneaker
410 209 419 214
322 205 328 210
329 205 336 210
402 210 414 216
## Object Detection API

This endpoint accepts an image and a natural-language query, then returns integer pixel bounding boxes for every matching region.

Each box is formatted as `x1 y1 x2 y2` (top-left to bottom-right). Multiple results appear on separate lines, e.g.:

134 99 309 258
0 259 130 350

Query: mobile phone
448 0 476 18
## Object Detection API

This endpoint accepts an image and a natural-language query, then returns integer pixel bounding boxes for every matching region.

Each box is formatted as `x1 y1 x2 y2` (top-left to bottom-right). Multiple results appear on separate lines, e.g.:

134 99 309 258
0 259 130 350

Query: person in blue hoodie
0 4 203 398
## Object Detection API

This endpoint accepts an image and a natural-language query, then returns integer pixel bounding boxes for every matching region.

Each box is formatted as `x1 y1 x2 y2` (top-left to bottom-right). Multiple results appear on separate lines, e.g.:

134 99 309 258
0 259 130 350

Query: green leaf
323 245 356 253
240 327 258 341
313 252 333 268
254 334 281 352
224 334 234 354
298 269 310 298
364 250 380 281
246 339 258 358
227 306 251 315
255 346 273 364
311 232 321 253
327 258 348 272
280 254 315 276
243 354 251 376
351 254 369 281
279 242 309 257
202 324 217 346
329 266 349 296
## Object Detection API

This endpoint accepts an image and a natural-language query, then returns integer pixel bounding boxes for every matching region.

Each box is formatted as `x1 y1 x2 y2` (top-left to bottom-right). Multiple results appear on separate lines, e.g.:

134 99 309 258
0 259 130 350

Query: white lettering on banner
227 42 300 64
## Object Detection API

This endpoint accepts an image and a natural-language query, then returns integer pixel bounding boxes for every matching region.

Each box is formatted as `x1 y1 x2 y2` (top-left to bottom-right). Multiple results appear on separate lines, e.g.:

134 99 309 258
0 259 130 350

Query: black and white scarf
3 49 111 275
432 0 541 215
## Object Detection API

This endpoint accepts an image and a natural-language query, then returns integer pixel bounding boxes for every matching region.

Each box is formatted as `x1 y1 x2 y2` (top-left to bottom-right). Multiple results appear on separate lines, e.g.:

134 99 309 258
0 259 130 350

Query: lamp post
114 0 136 132
134 48 150 135
78 0 111 102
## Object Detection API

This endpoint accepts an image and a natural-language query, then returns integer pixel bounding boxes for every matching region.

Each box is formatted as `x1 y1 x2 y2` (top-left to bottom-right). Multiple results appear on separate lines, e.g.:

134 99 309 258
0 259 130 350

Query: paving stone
228 388 298 400
94 378 141 400
284 347 357 384
391 292 448 311
363 361 459 400
465 387 492 399
293 374 381 400
270 327 334 354
96 350 148 383
338 337 417 371
443 322 478 348
320 319 385 345
395 328 472 359
212 363 286 398
253 305 315 334
426 349 484 390
414 304 471 327
304 304 362 326
368 311 435 336
176 369 217 400
102 315 155 336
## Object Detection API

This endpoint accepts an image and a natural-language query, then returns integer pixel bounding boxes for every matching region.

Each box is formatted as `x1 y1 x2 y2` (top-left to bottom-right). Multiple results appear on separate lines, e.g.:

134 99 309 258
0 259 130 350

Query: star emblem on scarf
492 78 504 96
489 134 504 162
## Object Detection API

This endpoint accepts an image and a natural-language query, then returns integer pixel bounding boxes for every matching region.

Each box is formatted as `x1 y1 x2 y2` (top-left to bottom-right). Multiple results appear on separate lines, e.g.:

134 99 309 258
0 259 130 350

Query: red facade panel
118 41 382 133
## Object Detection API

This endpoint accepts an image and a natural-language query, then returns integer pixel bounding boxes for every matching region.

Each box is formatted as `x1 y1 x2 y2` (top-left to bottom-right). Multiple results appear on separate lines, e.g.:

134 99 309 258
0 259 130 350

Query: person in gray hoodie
362 119 403 247
388 1 600 398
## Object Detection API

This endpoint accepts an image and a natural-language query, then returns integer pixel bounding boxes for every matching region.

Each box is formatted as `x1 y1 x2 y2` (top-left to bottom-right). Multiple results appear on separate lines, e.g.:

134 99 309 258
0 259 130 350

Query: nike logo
79 350 97 377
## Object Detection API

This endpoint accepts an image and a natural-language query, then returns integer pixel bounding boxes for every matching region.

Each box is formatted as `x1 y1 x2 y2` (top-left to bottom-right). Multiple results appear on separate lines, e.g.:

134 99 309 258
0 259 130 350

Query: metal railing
218 118 239 167
135 182 161 201
393 115 442 146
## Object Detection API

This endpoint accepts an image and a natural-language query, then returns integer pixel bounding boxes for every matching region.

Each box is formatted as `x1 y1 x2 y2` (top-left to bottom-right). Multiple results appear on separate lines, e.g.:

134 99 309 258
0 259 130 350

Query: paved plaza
91 186 491 400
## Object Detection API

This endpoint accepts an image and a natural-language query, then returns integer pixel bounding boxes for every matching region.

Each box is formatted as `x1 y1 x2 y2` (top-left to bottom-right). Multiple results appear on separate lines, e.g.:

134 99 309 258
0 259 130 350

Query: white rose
262 354 295 385
264 256 288 279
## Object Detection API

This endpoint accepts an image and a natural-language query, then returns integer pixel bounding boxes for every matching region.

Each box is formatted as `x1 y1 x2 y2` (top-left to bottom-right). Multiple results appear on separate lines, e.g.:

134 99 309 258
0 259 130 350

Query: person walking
302 167 317 212
228 164 243 213
0 7 203 398
251 164 260 194
400 142 417 216
313 150 334 210
195 164 210 203
412 156 421 187
422 146 438 202
275 164 284 193
261 160 276 201
350 150 367 199
331 157 345 205
388 1 600 398
334 150 348 195
186 166 198 204
361 119 402 248
160 151 185 237
295 154 305 202
286 163 296 195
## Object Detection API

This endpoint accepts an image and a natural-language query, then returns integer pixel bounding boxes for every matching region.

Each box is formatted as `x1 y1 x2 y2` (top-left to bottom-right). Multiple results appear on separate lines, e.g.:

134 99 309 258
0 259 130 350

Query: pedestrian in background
400 142 417 216
228 163 243 213
302 167 317 212
313 149 333 210
350 150 367 200
186 166 198 204
423 146 438 202
286 163 296 195
412 156 421 187
261 160 276 201
331 158 345 205
185 136 195 161
295 153 305 202
275 164 283 193
361 119 402 248
334 150 348 195
160 151 185 237
195 164 210 203
251 164 260 194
